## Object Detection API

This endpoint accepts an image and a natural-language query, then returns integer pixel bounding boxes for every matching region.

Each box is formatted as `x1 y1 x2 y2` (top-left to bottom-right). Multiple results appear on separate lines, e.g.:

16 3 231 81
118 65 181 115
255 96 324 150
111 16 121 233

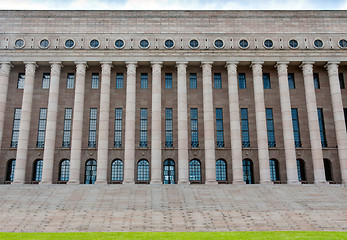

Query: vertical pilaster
177 62 189 184
251 62 271 184
275 62 300 184
0 62 12 150
123 62 137 184
151 62 162 184
13 62 37 184
41 62 62 184
226 62 244 184
201 62 217 184
325 62 347 184
68 62 87 184
95 62 112 184
300 62 326 184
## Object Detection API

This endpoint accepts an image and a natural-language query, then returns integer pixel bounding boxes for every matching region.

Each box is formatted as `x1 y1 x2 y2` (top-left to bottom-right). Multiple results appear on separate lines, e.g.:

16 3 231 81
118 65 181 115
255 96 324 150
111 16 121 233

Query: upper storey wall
1 10 347 34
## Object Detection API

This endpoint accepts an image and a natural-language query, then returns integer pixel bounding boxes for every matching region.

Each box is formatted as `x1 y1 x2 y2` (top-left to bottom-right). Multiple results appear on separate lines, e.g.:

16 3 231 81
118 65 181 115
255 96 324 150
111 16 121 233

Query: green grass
0 232 346 240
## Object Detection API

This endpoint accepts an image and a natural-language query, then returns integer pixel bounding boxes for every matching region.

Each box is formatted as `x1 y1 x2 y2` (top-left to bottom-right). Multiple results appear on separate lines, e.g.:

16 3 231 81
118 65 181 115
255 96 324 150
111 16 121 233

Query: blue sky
0 0 346 10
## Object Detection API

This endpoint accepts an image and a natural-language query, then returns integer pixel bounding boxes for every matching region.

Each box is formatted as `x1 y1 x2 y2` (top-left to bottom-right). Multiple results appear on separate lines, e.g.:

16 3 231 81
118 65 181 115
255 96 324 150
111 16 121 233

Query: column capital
274 62 289 69
176 61 188 66
226 62 238 74
201 61 213 66
125 61 137 66
74 61 88 67
250 62 263 76
24 62 38 68
49 61 63 65
299 61 314 68
101 62 112 76
324 62 340 70
24 62 38 76
300 62 314 75
0 62 13 75
250 61 264 67
151 61 163 66
226 61 239 66
100 61 112 65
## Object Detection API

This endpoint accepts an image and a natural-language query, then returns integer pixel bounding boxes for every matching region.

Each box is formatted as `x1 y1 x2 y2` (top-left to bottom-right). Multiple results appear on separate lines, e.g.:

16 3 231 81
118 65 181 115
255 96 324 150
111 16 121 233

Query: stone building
0 10 346 185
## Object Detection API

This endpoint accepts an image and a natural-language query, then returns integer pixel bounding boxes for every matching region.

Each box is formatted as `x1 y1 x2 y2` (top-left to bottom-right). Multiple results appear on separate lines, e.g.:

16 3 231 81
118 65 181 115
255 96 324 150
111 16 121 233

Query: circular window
338 39 347 49
14 39 25 49
139 39 150 49
114 39 125 49
39 39 50 49
189 39 199 49
313 39 324 49
288 39 299 49
64 39 75 49
263 39 274 49
239 39 249 49
213 39 224 49
89 39 100 49
164 39 175 49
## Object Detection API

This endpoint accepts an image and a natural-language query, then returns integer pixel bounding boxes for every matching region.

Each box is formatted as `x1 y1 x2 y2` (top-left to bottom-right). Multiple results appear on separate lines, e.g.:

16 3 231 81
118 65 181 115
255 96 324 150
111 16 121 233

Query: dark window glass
6 159 16 182
239 39 249 48
91 73 99 89
140 39 149 48
269 159 279 181
216 108 224 147
140 108 147 147
296 159 306 182
67 73 74 89
313 73 320 89
88 108 97 148
189 39 199 48
33 159 43 182
266 108 276 147
165 73 173 89
264 39 273 48
90 39 100 48
163 159 175 184
243 159 253 184
214 39 224 48
115 39 124 49
263 73 271 89
42 73 50 89
164 39 174 49
141 73 148 89
40 39 49 48
116 73 124 89
111 159 123 181
62 108 72 148
239 73 246 89
314 39 323 48
59 159 70 182
85 159 97 184
65 39 75 49
189 159 201 181
339 39 347 48
11 108 21 148
165 108 173 147
214 73 222 89
190 73 197 89
344 108 347 130
339 73 345 89
114 108 122 148
216 159 227 181
37 108 47 148
291 108 302 148
289 39 298 49
317 108 327 147
191 108 199 147
137 159 149 181
17 73 25 89
288 73 295 89
241 108 250 147
324 159 333 181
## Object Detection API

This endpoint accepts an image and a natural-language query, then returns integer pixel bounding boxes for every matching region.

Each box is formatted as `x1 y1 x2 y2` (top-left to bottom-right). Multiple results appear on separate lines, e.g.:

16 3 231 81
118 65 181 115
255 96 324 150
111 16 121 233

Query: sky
1 0 347 10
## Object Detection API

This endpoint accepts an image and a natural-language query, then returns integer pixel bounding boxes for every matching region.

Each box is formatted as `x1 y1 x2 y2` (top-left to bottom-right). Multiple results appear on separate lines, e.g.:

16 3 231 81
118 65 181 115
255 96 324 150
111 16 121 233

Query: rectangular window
62 108 72 148
216 108 224 147
288 73 295 89
317 108 327 147
214 73 222 89
140 108 147 147
266 108 276 147
191 108 199 147
17 73 25 89
42 73 50 89
116 73 124 89
239 73 246 89
91 73 99 89
11 108 21 148
190 73 197 89
291 108 302 148
37 108 47 148
241 108 250 147
313 73 320 89
165 108 173 147
88 108 97 147
114 108 122 148
141 73 148 89
67 73 74 89
165 73 173 89
263 73 271 89
344 108 347 130
339 72 345 89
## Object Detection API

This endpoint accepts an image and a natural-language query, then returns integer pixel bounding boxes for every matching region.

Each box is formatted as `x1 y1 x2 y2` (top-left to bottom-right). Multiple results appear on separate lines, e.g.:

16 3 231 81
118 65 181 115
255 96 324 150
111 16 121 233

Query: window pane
42 73 50 89
238 73 246 89
263 73 271 89
313 73 320 89
91 73 99 89
266 108 276 147
141 73 148 89
17 73 25 89
165 73 172 89
214 73 222 89
288 73 295 89
67 73 74 89
116 73 124 89
190 73 197 89
339 73 345 89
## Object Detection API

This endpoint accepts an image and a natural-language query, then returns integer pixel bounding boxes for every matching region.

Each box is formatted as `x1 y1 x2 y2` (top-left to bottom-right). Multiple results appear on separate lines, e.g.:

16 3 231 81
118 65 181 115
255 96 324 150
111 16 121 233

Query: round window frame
213 39 225 49
39 39 50 49
89 39 100 49
163 39 175 49
14 39 25 49
313 39 324 49
139 39 150 49
64 39 75 49
288 39 299 49
188 39 200 49
114 39 125 49
263 39 274 49
238 39 250 49
338 39 347 49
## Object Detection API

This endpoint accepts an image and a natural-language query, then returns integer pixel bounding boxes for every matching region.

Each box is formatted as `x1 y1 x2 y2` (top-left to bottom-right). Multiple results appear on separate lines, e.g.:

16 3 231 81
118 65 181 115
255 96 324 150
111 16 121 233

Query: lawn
0 232 346 240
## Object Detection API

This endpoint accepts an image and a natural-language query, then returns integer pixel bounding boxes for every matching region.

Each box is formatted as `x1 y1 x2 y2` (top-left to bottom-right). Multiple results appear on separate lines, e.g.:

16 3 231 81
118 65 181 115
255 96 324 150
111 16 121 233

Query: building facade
0 10 346 184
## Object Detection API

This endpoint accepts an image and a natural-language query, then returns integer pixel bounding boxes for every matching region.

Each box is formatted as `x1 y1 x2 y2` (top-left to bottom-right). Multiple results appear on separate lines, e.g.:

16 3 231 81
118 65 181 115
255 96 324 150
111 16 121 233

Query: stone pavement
0 185 346 232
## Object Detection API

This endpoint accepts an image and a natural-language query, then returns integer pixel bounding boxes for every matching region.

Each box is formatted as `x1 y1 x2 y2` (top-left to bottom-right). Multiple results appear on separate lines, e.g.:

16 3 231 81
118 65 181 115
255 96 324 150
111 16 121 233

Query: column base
232 180 246 185
287 180 301 185
95 180 107 184
67 180 80 185
178 180 190 184
260 180 273 185
205 180 218 185
314 180 329 185
11 180 25 185
40 180 53 185
150 180 162 184
123 180 135 185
